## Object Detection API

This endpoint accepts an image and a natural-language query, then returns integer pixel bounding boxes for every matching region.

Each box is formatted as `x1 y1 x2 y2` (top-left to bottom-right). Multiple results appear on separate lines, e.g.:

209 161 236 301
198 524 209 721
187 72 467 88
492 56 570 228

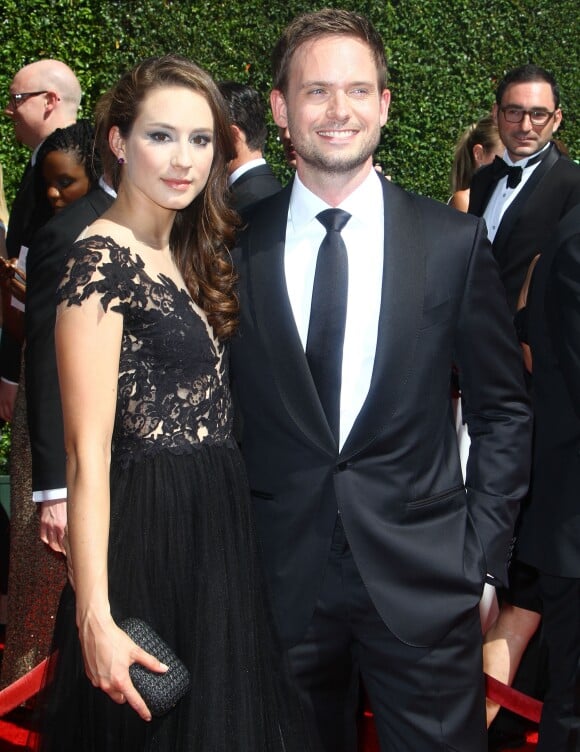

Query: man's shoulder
28 188 113 265
548 153 580 182
387 178 481 230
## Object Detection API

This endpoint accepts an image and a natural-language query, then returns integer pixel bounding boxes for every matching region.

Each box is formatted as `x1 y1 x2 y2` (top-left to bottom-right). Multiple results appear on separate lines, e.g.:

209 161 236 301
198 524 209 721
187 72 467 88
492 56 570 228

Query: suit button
336 462 349 472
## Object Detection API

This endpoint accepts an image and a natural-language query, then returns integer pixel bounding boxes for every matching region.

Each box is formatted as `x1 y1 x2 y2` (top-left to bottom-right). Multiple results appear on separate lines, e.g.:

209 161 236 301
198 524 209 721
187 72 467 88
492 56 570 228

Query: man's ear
270 89 288 128
109 126 125 161
231 123 245 146
44 91 60 113
491 103 499 124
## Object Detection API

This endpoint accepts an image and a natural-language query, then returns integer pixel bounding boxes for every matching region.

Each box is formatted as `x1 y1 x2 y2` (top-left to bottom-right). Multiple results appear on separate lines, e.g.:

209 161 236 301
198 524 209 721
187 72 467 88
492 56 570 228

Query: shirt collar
289 166 383 230
228 157 267 186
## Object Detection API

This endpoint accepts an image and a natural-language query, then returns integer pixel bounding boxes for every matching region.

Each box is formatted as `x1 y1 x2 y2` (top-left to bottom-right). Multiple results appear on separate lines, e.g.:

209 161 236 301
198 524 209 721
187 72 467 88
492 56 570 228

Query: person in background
35 119 100 216
218 81 282 212
230 9 532 751
0 162 8 628
515 204 580 750
0 120 100 691
0 163 8 260
468 65 580 744
449 115 503 212
1 59 81 419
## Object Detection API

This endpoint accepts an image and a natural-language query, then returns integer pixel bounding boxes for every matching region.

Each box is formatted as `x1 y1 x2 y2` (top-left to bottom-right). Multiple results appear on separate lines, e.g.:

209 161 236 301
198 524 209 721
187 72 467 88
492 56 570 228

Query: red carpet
0 626 539 751
0 704 539 751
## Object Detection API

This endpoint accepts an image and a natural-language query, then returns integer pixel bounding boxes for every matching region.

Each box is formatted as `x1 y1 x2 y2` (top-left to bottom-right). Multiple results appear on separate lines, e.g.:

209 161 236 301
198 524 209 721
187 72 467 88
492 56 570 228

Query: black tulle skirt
34 441 308 751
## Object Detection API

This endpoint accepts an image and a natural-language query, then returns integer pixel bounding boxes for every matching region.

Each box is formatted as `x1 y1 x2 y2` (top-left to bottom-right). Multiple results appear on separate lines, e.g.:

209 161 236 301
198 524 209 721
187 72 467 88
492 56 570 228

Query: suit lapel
493 144 560 261
246 186 336 453
341 179 425 458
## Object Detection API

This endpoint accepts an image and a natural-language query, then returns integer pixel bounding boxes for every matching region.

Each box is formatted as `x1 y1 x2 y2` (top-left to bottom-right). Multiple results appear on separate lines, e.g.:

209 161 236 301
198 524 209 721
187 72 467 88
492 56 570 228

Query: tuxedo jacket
468 144 580 314
518 204 580 578
25 187 114 493
230 177 532 648
229 163 282 213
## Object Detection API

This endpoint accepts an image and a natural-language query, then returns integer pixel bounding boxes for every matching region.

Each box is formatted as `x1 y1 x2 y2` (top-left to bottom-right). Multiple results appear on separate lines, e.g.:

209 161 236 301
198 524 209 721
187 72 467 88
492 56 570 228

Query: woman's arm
56 291 166 721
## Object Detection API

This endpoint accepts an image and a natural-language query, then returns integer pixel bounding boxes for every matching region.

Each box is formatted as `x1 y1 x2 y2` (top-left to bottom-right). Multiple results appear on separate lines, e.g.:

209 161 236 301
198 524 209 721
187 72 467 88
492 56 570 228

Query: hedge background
1 0 578 204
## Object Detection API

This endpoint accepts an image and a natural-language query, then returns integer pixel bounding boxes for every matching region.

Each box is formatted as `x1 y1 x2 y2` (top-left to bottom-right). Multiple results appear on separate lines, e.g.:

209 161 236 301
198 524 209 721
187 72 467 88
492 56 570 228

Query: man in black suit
25 182 115 553
468 64 580 314
0 59 81 415
515 204 580 750
469 66 580 741
230 9 532 751
217 81 282 212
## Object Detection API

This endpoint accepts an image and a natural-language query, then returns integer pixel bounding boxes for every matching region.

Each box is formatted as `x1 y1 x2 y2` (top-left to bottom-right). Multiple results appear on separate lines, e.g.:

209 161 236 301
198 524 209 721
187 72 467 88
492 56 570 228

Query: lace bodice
56 235 233 466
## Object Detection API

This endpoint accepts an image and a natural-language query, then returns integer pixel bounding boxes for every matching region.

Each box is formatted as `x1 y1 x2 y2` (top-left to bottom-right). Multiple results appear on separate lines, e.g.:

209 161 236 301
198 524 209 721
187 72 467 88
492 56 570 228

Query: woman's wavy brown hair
95 54 239 340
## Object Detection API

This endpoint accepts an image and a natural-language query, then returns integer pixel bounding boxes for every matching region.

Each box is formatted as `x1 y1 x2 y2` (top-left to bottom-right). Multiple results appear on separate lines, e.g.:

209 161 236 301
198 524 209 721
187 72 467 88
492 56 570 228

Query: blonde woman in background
449 115 504 212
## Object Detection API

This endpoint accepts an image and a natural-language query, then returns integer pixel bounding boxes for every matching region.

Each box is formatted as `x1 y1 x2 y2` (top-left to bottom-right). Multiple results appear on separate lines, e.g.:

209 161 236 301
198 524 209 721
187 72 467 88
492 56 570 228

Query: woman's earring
118 156 125 165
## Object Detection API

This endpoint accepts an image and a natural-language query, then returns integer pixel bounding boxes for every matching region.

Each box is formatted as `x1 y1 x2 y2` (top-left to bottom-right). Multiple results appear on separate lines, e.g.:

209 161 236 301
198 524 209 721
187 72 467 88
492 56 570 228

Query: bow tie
491 151 546 189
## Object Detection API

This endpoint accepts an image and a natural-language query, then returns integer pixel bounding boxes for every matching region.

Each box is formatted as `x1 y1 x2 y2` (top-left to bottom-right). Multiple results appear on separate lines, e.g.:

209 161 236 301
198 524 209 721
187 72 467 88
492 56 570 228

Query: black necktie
491 150 546 189
305 209 351 441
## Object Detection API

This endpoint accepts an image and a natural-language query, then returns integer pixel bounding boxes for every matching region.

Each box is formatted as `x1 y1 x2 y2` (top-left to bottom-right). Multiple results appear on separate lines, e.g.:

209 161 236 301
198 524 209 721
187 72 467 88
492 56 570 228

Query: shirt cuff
33 488 67 503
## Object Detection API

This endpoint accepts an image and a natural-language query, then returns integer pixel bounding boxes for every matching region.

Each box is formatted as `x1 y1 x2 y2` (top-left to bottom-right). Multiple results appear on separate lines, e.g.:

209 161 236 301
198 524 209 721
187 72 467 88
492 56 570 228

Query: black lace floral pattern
57 235 233 466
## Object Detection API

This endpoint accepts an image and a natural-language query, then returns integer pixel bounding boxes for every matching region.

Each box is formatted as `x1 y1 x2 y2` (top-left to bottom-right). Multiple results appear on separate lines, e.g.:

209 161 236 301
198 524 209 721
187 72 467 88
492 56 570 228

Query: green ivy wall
0 0 578 203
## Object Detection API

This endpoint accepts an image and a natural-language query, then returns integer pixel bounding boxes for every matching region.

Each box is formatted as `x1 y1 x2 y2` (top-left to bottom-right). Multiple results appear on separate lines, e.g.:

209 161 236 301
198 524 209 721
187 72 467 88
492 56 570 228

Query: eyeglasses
7 91 48 109
499 106 555 127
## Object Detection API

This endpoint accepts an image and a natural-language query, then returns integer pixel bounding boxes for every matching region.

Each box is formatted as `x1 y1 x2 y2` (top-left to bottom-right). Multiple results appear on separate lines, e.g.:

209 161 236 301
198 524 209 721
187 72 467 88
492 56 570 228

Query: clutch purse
119 617 191 716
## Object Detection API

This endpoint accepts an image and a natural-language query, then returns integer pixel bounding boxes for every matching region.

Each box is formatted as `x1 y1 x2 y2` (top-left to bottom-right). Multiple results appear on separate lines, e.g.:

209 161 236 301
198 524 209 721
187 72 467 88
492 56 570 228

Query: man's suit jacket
1 161 51 382
25 187 114 493
231 177 532 648
518 204 580 578
229 163 282 213
468 144 580 314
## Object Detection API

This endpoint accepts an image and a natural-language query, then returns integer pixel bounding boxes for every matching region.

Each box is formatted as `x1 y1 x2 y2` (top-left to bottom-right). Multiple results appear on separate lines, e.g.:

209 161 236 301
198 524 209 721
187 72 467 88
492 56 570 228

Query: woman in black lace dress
36 55 308 752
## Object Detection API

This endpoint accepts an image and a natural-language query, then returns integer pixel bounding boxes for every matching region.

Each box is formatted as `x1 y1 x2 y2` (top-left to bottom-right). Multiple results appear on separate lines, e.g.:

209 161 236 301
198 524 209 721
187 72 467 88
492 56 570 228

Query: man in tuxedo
0 59 81 413
25 180 115 553
468 64 580 314
469 66 580 744
230 9 532 751
515 204 580 750
217 81 282 212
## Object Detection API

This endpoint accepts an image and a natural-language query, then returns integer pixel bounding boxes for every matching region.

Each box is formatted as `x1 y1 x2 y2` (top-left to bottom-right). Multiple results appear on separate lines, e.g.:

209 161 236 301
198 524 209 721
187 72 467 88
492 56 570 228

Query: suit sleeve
546 221 580 418
25 223 67 492
454 219 532 585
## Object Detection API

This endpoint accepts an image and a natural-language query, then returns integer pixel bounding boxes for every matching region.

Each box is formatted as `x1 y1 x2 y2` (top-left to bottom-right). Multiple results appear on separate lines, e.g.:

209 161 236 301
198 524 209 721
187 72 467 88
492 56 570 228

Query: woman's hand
78 613 168 721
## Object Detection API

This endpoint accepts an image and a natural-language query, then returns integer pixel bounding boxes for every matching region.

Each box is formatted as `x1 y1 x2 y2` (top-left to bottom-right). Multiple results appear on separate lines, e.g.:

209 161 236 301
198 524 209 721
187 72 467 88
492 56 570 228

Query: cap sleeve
56 235 139 315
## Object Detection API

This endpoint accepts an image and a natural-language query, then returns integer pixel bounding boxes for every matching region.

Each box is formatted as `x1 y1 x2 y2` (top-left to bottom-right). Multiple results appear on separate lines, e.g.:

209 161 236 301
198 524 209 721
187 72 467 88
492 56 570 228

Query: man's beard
289 122 381 175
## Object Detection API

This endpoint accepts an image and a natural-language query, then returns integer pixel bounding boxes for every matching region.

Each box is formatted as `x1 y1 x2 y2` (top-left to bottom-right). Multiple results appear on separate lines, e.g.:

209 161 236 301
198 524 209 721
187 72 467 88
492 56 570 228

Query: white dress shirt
483 144 550 242
284 168 384 449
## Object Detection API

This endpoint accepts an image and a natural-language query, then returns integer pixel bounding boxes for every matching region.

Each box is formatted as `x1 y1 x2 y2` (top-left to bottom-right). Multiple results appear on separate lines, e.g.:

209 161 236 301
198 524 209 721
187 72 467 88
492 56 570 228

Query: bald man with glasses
1 59 81 407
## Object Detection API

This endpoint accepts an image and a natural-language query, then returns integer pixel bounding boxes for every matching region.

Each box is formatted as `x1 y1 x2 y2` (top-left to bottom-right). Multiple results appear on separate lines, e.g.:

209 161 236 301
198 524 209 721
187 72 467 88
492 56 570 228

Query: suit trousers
286 516 486 752
536 574 580 751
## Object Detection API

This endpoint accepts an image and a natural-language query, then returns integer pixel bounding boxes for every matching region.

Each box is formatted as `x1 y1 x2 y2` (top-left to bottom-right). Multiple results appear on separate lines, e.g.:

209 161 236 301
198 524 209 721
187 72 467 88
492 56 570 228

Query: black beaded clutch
119 617 191 716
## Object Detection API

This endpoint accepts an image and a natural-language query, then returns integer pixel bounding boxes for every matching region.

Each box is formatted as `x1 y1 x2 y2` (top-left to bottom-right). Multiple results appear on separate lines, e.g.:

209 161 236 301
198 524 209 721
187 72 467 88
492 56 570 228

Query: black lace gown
36 236 308 752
